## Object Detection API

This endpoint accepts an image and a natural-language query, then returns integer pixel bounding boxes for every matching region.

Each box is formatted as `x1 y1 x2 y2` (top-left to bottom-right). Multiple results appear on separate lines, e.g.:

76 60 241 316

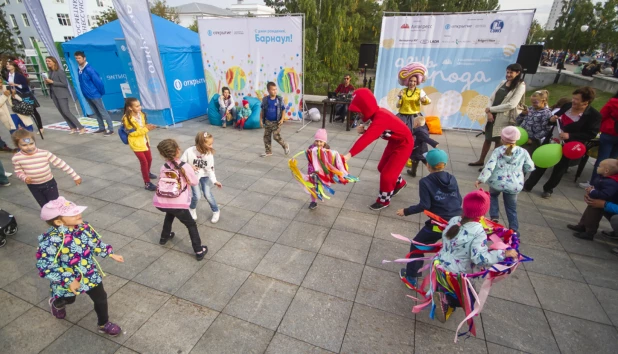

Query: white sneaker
189 208 197 220
578 181 591 189
211 211 220 224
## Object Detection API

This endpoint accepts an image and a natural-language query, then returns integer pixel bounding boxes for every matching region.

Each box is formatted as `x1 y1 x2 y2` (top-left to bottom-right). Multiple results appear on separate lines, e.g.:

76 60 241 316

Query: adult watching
74 51 114 136
44 57 85 135
5 60 43 133
334 74 355 121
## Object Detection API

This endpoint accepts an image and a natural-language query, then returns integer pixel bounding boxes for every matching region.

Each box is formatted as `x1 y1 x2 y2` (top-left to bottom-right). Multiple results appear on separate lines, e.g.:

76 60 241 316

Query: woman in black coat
6 60 43 132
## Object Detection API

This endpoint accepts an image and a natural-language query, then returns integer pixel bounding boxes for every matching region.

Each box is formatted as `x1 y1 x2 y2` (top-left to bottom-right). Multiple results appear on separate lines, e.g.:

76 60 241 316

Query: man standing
334 74 355 121
74 51 114 136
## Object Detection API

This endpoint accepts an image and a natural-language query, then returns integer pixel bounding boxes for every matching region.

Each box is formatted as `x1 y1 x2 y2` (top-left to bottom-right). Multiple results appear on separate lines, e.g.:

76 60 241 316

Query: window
9 14 18 28
21 14 29 27
29 37 36 48
17 37 24 48
57 13 71 26
63 36 74 42
54 0 65 3
97 0 104 7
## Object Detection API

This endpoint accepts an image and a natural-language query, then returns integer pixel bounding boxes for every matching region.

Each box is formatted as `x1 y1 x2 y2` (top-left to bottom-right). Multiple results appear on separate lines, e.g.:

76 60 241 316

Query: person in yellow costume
396 63 431 131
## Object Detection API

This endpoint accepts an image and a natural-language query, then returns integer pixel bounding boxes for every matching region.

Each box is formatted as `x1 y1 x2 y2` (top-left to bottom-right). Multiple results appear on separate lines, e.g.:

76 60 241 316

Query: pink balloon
563 141 586 160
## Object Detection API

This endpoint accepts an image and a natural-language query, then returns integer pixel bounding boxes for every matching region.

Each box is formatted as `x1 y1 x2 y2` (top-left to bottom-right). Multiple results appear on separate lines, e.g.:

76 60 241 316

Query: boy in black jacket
407 116 439 177
396 149 462 287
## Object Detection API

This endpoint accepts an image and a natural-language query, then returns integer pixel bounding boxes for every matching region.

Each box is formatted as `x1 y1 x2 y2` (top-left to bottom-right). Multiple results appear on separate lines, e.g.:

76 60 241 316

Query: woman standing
469 63 526 168
396 63 430 131
5 60 43 133
44 57 85 134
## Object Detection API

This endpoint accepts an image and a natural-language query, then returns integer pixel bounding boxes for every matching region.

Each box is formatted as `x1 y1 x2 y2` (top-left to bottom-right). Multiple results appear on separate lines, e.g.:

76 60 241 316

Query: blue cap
424 149 448 167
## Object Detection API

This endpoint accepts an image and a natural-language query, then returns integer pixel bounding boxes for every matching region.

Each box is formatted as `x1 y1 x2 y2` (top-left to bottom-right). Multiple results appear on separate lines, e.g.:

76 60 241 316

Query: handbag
11 98 34 116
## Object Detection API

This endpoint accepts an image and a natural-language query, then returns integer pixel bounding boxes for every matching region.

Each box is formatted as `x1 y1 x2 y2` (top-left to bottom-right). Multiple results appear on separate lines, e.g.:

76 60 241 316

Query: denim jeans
190 177 219 211
489 188 519 231
86 97 114 132
590 133 618 184
0 160 8 184
219 107 237 122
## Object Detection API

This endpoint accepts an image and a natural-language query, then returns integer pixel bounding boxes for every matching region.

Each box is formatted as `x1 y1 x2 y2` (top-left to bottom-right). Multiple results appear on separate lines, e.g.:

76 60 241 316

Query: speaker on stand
516 45 544 77
358 44 377 88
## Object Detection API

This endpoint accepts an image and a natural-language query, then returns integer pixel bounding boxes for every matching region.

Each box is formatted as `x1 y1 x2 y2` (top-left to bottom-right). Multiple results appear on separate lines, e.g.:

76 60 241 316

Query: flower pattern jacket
478 145 535 194
436 216 506 274
516 106 553 142
36 223 113 299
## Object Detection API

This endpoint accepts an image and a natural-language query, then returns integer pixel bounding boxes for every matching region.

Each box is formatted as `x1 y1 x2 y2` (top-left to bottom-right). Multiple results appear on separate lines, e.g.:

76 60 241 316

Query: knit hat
314 128 328 143
462 189 490 219
425 149 448 167
41 197 87 221
242 100 249 106
501 126 521 144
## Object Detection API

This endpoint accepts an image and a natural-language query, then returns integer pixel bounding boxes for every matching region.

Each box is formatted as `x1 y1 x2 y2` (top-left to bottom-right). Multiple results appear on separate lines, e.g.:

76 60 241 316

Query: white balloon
437 90 463 117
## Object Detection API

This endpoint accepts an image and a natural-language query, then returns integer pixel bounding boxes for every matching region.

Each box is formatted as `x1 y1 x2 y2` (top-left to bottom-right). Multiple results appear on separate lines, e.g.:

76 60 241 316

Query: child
260 82 289 157
568 159 618 240
397 149 462 287
181 132 222 223
516 90 552 156
307 129 331 210
476 126 534 232
433 190 518 322
122 97 157 191
11 129 82 207
235 100 252 130
218 87 236 128
407 116 439 177
36 196 124 335
153 139 208 261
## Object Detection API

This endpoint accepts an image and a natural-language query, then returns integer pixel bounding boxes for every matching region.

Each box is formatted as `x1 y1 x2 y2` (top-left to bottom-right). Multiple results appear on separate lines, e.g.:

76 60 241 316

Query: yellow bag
426 116 442 135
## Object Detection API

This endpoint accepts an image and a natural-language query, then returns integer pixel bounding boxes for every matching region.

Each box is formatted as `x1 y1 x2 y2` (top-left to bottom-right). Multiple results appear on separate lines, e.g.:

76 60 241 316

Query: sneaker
284 143 290 156
98 322 122 336
579 181 591 189
573 231 595 240
567 224 586 232
93 129 106 134
149 172 157 179
211 211 220 224
0 238 6 248
5 172 12 177
103 131 114 137
602 230 618 239
159 232 175 245
541 191 552 199
145 182 157 191
48 298 66 319
432 291 449 323
196 245 208 261
189 208 197 220
0 182 10 187
309 201 317 210
406 169 416 177
369 202 388 211
399 268 417 289
260 152 273 157
222 121 227 128
392 182 407 197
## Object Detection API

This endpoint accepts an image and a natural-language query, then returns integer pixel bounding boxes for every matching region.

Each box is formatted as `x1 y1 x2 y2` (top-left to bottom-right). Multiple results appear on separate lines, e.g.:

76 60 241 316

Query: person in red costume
343 88 414 210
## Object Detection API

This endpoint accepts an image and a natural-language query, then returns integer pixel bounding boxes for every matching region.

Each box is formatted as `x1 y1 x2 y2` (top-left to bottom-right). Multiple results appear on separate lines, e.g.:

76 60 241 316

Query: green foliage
527 19 547 45
188 19 198 33
95 7 118 27
0 4 23 57
383 0 500 12
94 0 179 28
550 0 598 53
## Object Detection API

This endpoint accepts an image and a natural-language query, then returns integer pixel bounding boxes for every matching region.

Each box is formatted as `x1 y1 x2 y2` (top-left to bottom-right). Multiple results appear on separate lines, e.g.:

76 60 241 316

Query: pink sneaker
98 322 122 336
49 298 66 319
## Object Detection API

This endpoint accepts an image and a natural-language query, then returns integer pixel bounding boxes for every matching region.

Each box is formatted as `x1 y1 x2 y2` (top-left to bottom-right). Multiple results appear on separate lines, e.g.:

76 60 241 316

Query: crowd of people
541 49 618 77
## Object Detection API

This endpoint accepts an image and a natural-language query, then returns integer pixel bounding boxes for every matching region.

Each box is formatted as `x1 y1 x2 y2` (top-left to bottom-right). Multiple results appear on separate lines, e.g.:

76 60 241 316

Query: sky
166 0 555 26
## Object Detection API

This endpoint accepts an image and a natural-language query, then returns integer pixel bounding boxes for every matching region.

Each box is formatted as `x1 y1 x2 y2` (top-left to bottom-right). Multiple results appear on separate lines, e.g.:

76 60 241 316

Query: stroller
0 209 18 248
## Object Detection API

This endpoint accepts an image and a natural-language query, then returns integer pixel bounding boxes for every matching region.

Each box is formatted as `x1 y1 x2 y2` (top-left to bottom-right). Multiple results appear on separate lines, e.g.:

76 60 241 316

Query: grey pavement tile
191 313 274 354
113 346 140 354
486 342 528 354
570 253 618 290
350 179 379 198
171 225 234 258
115 189 158 209
40 325 120 354
262 168 295 183
294 202 341 228
414 323 488 354
355 266 415 319
0 242 36 288
97 230 133 250
277 220 330 252
72 195 110 212
65 176 114 195
590 285 618 326
319 229 372 264
223 173 261 190
85 203 137 230
276 182 313 202
366 238 411 273
212 205 255 233
99 239 167 280
223 273 297 330
279 287 353 352
266 333 334 354
212 234 273 271
545 311 618 354
175 260 250 311
302 254 364 301
332 208 378 237
4 272 50 306
238 212 292 242
374 216 421 243
529 272 611 324
552 227 616 260
133 249 205 293
254 244 316 285
517 223 564 251
105 209 161 239
0 307 71 354
137 223 182 248
261 196 305 220
0 289 33 329
124 297 218 354
340 303 414 354
227 190 273 212
342 191 377 213
489 270 541 308
482 296 559 353
248 177 288 195
210 185 243 205
78 282 170 344
519 244 585 282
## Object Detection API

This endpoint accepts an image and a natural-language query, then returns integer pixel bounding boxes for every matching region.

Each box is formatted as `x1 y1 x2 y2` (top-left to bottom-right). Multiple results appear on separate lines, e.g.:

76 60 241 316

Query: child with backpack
153 138 208 261
181 131 222 223
122 97 157 191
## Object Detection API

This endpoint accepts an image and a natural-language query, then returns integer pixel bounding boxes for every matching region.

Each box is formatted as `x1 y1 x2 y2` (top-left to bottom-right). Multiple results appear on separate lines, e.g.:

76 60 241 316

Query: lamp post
554 24 589 83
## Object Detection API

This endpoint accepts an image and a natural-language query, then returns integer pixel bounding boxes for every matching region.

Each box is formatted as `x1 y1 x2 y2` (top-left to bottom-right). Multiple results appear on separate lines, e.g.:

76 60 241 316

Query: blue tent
61 15 207 125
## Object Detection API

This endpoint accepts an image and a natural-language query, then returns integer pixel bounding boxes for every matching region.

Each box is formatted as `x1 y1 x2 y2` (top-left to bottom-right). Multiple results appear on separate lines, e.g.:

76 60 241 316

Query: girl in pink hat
307 129 330 210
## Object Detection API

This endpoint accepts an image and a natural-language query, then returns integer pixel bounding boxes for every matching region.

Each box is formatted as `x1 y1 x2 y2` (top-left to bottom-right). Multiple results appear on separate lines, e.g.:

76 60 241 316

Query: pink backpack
156 162 187 198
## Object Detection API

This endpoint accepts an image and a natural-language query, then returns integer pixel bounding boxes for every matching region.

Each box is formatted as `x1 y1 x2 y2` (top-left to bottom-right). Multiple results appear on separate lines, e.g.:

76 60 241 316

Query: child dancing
307 129 331 210
407 116 439 177
122 97 157 191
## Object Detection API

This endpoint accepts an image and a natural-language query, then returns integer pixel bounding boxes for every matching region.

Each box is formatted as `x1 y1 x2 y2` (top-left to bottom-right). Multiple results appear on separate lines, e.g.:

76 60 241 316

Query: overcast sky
166 0 554 26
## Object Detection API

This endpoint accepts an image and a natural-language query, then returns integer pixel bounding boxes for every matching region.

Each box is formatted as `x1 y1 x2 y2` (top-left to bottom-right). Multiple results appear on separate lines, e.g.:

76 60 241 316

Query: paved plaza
1 97 618 353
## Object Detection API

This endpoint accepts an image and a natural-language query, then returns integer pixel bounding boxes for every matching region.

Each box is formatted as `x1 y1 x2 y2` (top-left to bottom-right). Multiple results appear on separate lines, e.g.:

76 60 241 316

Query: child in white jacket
181 131 222 223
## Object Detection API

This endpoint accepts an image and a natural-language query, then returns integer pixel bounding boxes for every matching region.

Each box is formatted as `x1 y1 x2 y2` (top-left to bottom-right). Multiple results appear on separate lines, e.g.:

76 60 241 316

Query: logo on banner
445 24 450 30
173 79 182 91
420 39 439 44
445 24 473 30
476 38 499 44
490 20 504 33
121 45 126 51
148 77 162 93
208 30 212 36
401 23 410 29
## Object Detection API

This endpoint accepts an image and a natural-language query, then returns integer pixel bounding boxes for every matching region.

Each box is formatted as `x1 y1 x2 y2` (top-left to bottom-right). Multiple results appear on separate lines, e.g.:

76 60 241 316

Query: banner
115 39 141 101
68 0 89 37
198 17 303 120
375 11 534 130
112 0 171 111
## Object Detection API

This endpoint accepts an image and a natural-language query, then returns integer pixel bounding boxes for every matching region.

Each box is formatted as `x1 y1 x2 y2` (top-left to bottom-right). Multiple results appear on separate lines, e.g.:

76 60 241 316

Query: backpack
119 116 138 145
156 162 187 198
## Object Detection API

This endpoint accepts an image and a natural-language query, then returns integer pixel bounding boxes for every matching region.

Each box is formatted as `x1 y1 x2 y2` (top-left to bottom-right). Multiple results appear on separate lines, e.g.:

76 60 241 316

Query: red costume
348 88 414 207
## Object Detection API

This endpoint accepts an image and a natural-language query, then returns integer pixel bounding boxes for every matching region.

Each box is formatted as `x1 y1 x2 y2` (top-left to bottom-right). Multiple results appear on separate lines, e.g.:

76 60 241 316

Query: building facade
175 2 236 27
545 0 567 31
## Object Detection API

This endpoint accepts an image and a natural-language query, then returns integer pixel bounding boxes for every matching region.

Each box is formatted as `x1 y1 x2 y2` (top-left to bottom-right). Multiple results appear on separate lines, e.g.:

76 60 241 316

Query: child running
432 190 518 322
516 90 552 156
476 126 535 233
407 116 439 177
307 129 331 210
260 82 290 157
235 100 252 130
36 196 124 335
154 139 208 261
122 97 158 191
11 129 82 207
397 149 462 287
181 131 222 223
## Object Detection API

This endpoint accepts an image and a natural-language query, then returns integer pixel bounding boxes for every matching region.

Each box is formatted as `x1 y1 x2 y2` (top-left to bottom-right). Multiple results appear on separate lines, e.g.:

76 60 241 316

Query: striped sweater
12 149 79 184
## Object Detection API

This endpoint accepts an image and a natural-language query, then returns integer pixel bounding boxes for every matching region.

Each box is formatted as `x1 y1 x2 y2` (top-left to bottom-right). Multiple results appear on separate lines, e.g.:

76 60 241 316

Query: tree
94 0 179 27
527 19 547 45
551 0 598 53
383 0 500 12
0 4 23 57
593 0 618 53
95 7 118 27
188 19 198 33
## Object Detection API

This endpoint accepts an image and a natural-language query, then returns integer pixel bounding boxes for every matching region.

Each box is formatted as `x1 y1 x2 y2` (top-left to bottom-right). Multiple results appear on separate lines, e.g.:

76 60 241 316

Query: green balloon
516 127 528 146
532 144 563 168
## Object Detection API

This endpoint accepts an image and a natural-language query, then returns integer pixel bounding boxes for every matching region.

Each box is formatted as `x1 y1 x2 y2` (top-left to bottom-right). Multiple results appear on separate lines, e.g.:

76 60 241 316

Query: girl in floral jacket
36 197 124 336
516 90 552 156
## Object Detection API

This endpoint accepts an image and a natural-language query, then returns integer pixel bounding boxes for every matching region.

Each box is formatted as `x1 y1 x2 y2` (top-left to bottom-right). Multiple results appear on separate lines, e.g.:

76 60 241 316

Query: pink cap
462 189 490 219
242 100 249 106
314 128 328 143
501 126 521 144
40 197 87 221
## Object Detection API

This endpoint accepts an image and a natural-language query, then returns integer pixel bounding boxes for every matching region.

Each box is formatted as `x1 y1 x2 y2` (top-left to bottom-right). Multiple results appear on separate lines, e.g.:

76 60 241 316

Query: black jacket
404 171 462 219
411 125 439 160
546 103 601 143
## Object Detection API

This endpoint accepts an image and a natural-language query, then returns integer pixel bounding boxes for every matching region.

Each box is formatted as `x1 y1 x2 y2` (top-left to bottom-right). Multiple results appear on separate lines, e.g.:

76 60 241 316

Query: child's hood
426 171 458 193
499 146 527 165
413 125 428 135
